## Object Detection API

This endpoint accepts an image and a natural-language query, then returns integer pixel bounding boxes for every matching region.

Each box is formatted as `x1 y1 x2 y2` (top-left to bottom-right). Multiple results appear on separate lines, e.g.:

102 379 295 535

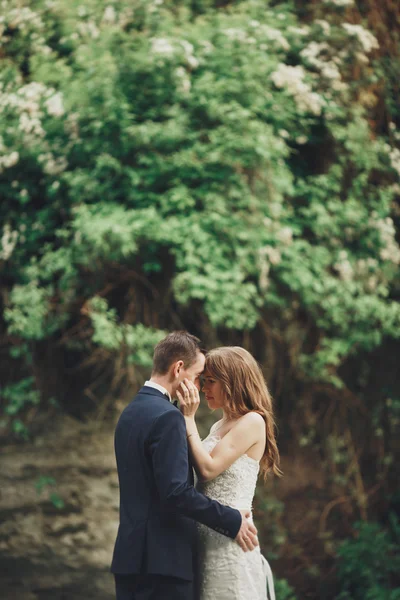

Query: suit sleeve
147 408 242 539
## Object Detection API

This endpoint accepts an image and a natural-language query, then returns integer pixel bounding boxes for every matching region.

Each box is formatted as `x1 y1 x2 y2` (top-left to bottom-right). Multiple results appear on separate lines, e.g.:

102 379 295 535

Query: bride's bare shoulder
232 412 266 443
238 411 265 428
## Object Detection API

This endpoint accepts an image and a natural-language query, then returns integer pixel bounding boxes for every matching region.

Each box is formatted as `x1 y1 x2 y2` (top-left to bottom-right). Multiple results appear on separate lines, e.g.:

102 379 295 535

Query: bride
176 346 281 600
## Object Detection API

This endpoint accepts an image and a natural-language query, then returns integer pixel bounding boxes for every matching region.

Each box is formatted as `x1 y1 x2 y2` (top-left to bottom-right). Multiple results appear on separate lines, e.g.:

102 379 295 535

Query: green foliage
35 476 65 509
335 516 400 600
35 476 57 495
1 377 40 439
5 282 58 340
2 377 40 415
88 296 165 366
275 578 298 600
1 0 398 389
12 418 29 440
256 492 287 554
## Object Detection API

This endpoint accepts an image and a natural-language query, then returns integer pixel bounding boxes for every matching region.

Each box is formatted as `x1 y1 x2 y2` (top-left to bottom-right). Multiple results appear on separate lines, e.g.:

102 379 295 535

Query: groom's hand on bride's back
235 510 259 552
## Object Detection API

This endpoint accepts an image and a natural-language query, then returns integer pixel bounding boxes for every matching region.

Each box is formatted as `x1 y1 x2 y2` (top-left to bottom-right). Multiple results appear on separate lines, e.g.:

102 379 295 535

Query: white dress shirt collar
144 380 172 402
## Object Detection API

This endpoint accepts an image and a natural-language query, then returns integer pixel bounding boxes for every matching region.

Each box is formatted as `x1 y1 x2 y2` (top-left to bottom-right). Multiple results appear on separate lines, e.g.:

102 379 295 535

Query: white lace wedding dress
196 422 275 600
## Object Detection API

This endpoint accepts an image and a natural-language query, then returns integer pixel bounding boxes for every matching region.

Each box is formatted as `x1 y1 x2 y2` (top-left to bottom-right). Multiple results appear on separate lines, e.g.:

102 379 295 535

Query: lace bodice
196 421 260 511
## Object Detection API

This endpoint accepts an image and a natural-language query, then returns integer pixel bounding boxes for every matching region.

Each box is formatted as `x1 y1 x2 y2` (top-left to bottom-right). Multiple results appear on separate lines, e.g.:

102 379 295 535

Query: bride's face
202 370 225 410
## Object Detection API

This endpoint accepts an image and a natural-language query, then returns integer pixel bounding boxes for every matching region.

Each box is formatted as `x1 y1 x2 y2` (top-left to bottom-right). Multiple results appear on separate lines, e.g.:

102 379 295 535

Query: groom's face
173 351 205 395
202 369 225 410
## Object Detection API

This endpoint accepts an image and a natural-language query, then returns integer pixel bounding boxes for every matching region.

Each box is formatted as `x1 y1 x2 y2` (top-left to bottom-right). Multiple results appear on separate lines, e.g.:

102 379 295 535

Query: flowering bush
0 0 398 406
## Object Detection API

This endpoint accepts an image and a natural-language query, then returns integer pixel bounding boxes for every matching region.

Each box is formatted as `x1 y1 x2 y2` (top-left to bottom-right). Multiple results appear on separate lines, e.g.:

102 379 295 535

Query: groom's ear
172 360 184 379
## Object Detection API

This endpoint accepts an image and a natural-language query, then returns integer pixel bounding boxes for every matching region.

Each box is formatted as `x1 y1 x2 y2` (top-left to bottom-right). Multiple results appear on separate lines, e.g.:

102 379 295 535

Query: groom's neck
149 374 174 397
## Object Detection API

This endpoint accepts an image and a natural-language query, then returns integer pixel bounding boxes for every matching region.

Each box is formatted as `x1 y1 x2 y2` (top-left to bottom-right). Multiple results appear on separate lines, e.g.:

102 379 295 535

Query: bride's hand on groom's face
176 378 200 417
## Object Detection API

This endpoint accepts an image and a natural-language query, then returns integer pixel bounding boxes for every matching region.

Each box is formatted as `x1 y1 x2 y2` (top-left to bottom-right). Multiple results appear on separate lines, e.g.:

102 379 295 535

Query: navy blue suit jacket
111 386 242 581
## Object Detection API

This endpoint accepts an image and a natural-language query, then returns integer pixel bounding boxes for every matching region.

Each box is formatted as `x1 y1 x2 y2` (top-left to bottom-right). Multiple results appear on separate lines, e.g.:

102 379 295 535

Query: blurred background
0 0 399 598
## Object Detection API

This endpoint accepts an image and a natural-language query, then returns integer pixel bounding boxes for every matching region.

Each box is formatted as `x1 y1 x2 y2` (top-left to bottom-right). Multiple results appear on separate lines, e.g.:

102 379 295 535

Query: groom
111 331 258 600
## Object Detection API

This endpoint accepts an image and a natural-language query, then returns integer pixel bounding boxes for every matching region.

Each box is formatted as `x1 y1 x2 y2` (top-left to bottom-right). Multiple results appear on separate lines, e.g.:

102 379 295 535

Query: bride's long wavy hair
205 347 282 479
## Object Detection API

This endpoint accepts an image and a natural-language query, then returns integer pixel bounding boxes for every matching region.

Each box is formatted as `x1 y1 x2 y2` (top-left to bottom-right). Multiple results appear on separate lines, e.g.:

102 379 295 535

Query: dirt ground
0 417 118 600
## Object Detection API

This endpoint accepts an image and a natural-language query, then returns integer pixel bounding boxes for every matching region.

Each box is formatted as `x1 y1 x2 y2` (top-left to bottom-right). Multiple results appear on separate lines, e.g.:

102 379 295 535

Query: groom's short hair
152 331 204 375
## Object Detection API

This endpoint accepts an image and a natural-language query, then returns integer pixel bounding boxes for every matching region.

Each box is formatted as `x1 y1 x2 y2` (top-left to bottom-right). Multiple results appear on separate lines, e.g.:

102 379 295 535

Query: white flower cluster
258 245 281 290
265 246 282 264
117 6 134 29
264 26 289 50
276 226 293 245
151 38 199 69
0 81 68 175
0 224 18 261
64 112 80 141
38 152 68 176
224 22 289 51
1 81 46 139
249 22 289 51
257 220 294 289
180 40 199 70
342 24 379 53
0 150 19 171
355 257 380 291
0 82 65 147
152 38 175 57
278 128 308 145
389 121 400 142
175 67 191 94
0 136 19 172
102 6 116 24
372 215 400 264
334 248 396 289
271 64 324 116
77 20 100 39
333 250 353 281
44 92 64 117
223 28 251 43
388 146 400 178
0 6 52 56
323 0 354 6
19 111 45 138
2 82 64 117
391 183 400 196
296 135 308 145
300 42 345 90
315 20 331 35
199 40 214 55
288 25 310 37
0 7 44 35
148 0 164 14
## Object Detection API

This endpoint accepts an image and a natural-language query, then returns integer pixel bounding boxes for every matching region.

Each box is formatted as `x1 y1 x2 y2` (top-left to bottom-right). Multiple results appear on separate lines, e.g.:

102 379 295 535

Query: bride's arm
177 380 264 482
187 412 264 481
